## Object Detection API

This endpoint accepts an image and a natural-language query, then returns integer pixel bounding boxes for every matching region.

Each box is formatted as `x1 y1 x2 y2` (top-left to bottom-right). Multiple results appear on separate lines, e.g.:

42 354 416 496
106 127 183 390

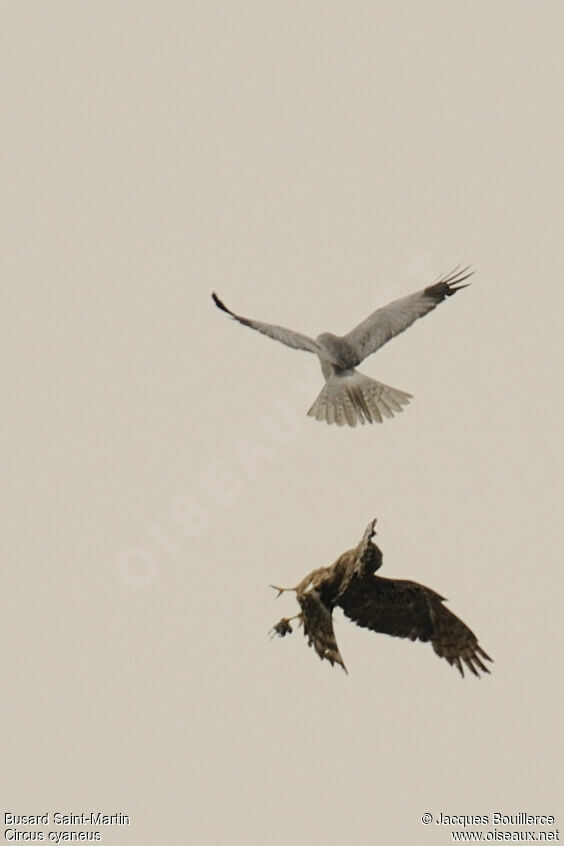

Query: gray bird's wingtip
211 292 236 317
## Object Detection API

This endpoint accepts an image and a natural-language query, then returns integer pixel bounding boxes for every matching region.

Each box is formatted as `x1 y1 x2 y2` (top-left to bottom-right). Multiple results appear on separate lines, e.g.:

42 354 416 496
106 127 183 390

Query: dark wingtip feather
211 292 232 314
211 292 252 327
441 264 474 291
476 646 494 665
425 266 474 301
330 652 348 674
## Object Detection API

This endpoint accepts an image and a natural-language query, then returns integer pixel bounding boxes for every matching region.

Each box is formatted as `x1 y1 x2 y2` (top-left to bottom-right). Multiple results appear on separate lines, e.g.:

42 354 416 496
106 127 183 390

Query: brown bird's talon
271 618 293 638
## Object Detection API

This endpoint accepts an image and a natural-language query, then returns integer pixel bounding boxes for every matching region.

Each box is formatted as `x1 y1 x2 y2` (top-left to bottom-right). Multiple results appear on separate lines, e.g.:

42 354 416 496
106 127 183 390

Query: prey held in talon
213 266 472 427
270 519 492 677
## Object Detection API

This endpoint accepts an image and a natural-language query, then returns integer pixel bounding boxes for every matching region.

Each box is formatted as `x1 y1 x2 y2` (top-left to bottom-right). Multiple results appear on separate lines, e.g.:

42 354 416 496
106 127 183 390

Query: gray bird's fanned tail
307 371 412 426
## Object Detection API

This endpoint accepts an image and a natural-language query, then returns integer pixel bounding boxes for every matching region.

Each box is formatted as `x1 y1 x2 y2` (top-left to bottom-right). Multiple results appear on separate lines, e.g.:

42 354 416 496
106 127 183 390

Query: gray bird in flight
212 266 472 427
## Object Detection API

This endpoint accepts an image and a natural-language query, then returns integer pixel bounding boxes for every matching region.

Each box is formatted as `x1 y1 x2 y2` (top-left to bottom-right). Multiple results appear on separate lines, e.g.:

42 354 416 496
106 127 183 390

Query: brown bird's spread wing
329 518 382 603
343 266 472 365
299 589 347 673
212 292 326 357
352 518 382 578
338 574 492 678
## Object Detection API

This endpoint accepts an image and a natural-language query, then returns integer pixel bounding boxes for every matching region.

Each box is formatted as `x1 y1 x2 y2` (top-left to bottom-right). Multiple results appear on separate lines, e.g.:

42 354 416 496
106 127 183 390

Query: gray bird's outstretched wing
343 266 472 365
212 293 326 356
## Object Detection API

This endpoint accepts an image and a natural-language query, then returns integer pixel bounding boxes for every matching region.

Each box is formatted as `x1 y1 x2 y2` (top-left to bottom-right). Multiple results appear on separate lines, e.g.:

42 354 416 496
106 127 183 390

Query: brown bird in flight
212 266 471 426
270 519 492 677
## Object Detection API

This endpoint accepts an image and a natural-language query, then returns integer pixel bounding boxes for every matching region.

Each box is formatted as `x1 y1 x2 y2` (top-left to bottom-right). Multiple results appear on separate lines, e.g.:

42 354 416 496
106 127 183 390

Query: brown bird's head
364 542 383 574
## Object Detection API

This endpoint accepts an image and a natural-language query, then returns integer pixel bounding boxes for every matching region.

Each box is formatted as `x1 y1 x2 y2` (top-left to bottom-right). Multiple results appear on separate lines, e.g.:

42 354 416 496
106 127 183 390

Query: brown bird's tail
307 371 412 427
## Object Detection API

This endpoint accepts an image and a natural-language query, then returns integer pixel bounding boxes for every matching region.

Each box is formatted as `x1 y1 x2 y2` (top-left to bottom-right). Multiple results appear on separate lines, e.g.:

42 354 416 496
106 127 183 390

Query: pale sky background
3 2 563 845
